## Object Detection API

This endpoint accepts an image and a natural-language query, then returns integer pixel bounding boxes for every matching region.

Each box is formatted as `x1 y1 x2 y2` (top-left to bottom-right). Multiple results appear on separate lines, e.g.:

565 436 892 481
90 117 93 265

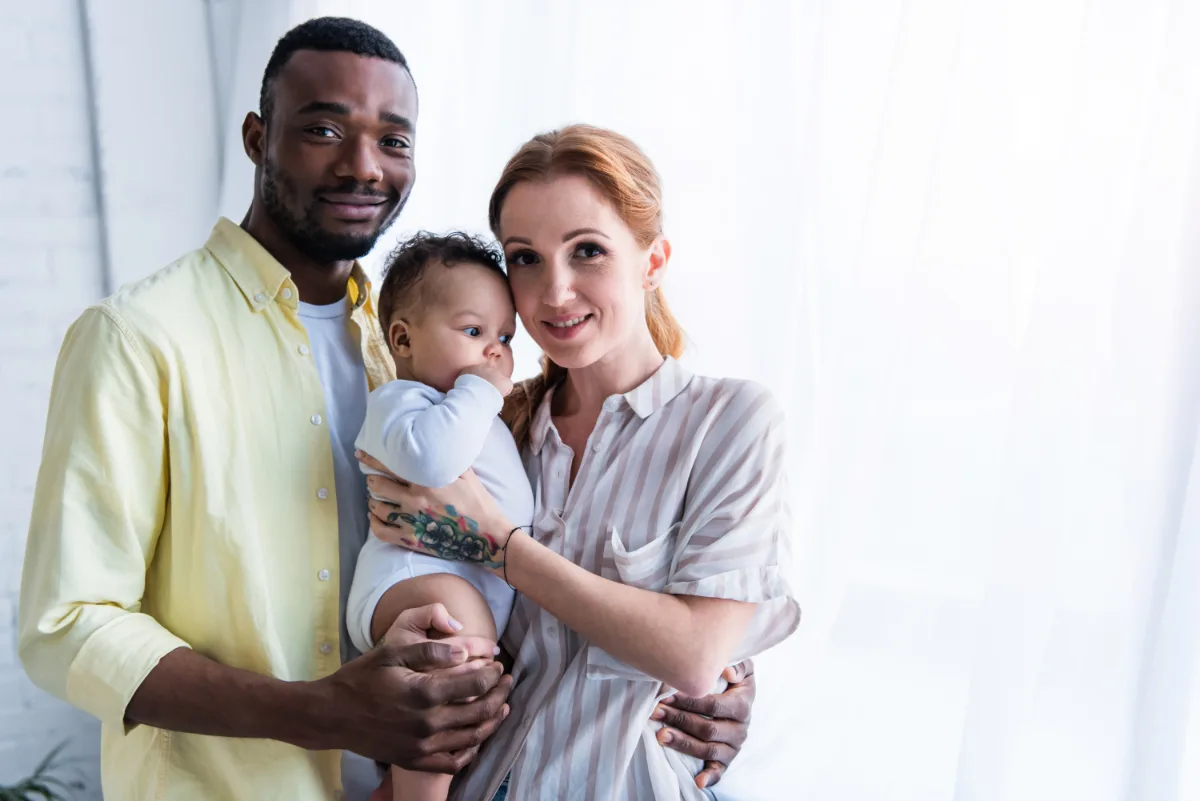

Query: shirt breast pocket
587 524 679 681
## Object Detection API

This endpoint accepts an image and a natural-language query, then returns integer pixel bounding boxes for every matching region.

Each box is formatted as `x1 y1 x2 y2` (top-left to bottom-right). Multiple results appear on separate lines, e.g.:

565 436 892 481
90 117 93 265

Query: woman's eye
507 250 539 267
464 327 481 337
499 334 514 346
574 242 605 259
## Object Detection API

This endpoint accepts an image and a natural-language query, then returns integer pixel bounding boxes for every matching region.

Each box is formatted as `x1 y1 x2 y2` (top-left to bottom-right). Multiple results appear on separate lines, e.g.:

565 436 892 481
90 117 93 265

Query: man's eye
307 126 337 138
382 137 410 149
464 327 481 337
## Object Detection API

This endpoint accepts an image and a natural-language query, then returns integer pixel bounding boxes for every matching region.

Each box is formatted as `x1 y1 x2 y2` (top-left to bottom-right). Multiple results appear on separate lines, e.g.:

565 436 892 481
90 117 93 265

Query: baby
346 231 534 801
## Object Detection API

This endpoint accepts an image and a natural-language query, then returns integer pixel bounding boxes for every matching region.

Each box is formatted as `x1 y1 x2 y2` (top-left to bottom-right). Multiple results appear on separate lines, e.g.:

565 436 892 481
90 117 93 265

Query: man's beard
260 158 406 262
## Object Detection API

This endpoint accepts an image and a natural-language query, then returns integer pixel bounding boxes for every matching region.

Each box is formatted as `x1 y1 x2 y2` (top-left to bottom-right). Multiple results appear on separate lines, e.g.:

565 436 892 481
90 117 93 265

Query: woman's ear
644 237 671 291
388 318 413 358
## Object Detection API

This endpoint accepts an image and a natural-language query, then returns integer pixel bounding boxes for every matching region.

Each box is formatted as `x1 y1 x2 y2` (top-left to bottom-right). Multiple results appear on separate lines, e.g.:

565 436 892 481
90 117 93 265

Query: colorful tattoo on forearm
385 504 504 569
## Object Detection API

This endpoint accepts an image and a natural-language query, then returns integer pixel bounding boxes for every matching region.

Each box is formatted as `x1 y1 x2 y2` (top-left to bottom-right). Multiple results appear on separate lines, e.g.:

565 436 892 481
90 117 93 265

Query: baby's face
390 261 516 393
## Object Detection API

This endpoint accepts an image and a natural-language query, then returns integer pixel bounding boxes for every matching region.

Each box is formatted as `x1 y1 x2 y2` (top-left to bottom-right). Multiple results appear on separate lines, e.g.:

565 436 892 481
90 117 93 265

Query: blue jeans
490 774 716 800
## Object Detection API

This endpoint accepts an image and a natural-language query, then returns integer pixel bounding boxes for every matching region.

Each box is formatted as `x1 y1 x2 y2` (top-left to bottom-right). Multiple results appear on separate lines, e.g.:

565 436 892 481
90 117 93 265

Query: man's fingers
408 746 481 775
723 658 755 685
655 726 737 766
412 662 506 708
425 678 512 730
653 704 746 749
420 692 510 754
661 692 744 724
381 640 471 671
696 763 726 789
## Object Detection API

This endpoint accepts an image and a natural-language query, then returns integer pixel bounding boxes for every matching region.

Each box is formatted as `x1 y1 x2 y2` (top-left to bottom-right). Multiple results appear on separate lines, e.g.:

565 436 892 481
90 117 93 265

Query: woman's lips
542 314 593 341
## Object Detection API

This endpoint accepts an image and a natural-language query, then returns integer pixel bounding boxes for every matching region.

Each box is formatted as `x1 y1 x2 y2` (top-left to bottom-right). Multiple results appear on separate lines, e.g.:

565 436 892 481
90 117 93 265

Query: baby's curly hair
377 231 508 333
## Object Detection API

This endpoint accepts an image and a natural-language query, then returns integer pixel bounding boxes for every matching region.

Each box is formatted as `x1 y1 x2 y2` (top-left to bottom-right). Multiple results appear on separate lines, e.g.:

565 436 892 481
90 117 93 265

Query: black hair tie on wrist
504 526 530 590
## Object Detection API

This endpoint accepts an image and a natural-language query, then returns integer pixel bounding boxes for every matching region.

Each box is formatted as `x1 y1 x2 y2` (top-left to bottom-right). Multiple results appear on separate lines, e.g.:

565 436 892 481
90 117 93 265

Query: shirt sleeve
356 374 504 487
666 381 801 660
17 306 190 731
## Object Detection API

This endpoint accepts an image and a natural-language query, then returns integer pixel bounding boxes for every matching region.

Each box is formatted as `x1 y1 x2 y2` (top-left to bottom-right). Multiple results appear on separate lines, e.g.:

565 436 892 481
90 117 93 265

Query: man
18 16 754 800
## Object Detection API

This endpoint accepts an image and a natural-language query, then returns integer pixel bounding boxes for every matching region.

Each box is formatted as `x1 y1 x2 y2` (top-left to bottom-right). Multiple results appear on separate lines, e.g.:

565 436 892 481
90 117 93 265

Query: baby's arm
358 375 503 488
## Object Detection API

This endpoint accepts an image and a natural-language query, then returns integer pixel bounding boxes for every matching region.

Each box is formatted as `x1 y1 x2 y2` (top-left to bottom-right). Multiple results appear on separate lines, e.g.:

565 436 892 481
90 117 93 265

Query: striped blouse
451 357 800 801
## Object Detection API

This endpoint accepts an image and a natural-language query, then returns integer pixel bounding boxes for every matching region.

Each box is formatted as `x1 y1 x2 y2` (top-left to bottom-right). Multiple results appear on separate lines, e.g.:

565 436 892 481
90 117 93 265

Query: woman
364 124 799 800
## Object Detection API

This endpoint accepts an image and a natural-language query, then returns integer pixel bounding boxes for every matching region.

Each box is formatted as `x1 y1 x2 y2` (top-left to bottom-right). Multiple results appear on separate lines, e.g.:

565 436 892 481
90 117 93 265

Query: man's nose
334 136 384 184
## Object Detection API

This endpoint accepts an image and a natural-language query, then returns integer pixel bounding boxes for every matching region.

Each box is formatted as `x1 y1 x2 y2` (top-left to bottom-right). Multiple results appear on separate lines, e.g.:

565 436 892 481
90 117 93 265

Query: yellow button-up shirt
18 218 395 800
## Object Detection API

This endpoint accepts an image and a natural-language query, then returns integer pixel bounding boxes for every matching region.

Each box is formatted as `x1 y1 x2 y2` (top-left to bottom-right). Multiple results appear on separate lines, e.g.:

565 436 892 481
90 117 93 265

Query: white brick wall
0 1 105 796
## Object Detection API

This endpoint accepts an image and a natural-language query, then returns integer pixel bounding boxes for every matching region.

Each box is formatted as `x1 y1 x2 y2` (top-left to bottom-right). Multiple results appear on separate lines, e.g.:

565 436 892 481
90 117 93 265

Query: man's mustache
315 183 397 202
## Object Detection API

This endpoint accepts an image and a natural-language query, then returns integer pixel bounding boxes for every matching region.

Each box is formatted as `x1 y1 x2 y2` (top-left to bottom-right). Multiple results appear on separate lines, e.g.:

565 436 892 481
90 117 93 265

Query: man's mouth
318 193 389 221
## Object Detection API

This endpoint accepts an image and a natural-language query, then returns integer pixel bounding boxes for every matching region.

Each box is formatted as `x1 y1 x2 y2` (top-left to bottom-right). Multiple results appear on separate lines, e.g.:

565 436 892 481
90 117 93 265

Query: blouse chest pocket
600 523 680 591
587 524 680 682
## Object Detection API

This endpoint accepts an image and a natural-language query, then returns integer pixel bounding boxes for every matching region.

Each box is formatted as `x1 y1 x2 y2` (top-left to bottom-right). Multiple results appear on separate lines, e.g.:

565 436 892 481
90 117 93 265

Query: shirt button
592 443 601 452
317 488 329 500
298 344 310 356
281 288 293 300
253 291 266 303
522 716 532 729
319 642 333 655
311 414 322 426
318 569 331 581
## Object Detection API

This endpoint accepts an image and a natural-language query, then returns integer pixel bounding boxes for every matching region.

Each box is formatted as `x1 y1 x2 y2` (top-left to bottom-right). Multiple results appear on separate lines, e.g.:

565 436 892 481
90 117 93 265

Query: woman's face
498 174 667 370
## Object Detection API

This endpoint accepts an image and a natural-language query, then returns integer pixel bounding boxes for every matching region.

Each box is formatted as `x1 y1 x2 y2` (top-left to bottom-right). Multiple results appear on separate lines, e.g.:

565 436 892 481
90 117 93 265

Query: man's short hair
378 232 508 333
259 17 410 122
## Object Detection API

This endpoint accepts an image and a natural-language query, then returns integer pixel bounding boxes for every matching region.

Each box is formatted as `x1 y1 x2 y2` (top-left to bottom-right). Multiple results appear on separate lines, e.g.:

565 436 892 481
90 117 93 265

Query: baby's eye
464 327 481 337
499 333 514 346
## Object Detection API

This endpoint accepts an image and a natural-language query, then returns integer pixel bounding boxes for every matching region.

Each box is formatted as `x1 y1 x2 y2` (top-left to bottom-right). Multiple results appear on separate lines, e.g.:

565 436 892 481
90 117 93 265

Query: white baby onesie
346 374 534 653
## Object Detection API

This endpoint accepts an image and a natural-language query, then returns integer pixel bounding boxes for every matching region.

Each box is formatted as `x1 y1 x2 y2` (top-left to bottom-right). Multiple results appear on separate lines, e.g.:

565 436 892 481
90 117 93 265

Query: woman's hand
652 660 756 789
357 451 514 573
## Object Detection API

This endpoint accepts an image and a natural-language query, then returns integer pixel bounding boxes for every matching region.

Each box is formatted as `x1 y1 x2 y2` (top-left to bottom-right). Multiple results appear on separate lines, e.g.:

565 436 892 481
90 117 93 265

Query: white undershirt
295 299 378 800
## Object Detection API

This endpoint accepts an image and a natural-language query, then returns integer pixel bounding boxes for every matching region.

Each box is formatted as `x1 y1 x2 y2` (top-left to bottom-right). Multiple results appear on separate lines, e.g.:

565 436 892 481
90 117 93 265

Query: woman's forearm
503 531 754 697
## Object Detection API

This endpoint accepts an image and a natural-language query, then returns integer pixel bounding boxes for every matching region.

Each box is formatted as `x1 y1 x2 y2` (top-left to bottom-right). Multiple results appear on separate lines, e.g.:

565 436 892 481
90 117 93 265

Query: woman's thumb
409 602 465 636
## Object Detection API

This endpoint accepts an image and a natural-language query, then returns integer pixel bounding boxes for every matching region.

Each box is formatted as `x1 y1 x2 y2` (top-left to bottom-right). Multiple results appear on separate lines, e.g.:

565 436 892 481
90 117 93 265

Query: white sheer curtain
216 1 1200 798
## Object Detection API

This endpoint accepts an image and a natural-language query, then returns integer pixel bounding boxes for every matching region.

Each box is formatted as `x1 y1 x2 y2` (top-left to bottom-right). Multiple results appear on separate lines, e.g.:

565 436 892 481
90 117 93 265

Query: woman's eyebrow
563 228 609 242
503 236 533 246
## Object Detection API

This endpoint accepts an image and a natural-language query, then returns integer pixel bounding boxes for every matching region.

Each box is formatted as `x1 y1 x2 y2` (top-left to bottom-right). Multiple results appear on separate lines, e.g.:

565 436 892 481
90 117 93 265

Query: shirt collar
204 217 372 314
529 356 693 455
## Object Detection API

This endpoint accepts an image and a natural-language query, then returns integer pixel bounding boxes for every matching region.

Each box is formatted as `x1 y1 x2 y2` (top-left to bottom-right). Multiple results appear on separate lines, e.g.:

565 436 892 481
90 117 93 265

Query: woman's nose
540 262 576 307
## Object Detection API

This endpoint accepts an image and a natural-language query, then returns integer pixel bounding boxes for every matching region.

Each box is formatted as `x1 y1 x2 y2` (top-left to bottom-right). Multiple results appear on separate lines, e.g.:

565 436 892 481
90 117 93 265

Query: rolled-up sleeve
667 382 801 659
18 306 189 729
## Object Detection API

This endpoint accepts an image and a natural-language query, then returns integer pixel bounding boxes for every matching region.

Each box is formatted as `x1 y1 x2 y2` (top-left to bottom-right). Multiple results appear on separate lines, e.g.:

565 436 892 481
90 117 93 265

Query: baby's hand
461 363 514 398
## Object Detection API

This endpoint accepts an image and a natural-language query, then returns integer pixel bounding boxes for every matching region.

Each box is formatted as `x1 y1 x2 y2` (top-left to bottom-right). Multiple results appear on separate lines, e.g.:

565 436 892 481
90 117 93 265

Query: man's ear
242 111 266 166
388 318 413 358
644 236 671 291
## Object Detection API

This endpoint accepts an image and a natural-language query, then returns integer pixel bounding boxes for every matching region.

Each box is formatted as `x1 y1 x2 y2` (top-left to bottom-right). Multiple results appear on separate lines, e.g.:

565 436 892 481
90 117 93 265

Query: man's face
255 50 418 262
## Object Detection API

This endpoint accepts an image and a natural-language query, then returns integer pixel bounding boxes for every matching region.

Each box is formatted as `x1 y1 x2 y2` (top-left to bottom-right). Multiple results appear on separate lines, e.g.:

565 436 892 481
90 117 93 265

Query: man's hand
460 363 514 398
653 660 756 789
316 604 513 773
